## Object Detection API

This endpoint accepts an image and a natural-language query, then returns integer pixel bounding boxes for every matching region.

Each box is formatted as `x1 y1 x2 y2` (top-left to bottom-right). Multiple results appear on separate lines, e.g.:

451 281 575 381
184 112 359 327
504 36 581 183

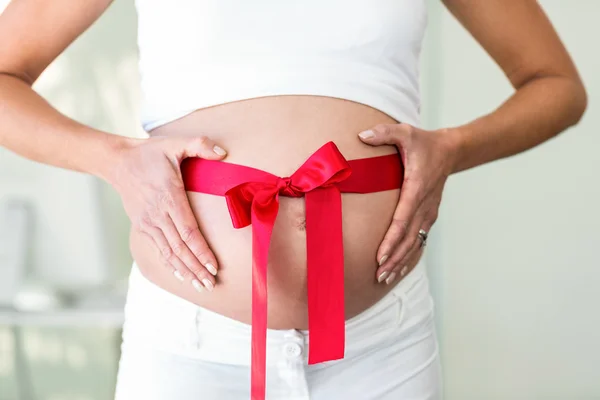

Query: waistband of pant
126 258 428 367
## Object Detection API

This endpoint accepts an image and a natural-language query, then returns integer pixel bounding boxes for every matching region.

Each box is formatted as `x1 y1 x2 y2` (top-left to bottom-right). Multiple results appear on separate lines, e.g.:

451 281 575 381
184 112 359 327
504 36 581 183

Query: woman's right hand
108 135 227 292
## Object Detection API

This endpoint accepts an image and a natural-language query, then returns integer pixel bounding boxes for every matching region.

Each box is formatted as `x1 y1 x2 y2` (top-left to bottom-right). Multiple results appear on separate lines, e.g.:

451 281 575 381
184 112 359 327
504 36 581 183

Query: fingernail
213 145 227 156
173 270 184 282
192 279 204 293
202 278 214 292
205 262 217 276
358 130 375 139
377 271 389 283
386 272 397 285
378 255 389 266
400 265 409 277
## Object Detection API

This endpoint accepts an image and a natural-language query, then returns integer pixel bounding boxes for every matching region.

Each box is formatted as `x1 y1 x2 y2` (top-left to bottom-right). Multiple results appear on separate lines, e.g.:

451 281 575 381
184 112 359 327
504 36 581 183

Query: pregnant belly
130 95 423 329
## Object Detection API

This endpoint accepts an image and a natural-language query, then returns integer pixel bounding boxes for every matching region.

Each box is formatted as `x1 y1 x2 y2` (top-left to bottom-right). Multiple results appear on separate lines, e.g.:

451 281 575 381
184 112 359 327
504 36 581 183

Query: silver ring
418 229 428 248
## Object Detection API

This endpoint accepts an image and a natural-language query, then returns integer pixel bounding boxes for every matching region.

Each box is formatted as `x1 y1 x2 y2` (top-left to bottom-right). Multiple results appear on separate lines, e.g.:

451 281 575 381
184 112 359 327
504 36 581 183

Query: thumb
358 124 407 146
180 136 228 161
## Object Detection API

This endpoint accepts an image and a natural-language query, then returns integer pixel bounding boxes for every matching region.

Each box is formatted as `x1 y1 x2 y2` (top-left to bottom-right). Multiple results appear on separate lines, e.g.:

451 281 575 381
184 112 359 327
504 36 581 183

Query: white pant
115 260 442 399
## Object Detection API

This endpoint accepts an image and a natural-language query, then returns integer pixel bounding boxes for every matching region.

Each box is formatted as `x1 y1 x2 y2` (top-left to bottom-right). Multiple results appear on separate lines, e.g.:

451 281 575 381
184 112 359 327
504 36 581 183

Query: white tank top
134 0 428 132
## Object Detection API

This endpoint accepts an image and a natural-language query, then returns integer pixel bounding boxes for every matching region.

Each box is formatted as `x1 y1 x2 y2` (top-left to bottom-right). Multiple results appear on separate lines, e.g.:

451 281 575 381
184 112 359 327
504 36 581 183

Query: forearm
0 73 130 182
445 75 587 174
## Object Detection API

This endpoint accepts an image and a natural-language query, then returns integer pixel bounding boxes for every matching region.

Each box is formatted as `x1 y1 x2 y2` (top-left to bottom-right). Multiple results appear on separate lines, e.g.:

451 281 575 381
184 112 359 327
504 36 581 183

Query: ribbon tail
305 187 345 364
250 191 279 400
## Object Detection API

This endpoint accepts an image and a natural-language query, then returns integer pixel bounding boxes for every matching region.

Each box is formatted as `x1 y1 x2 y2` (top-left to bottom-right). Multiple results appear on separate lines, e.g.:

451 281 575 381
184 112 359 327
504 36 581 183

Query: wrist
437 126 467 175
93 132 141 186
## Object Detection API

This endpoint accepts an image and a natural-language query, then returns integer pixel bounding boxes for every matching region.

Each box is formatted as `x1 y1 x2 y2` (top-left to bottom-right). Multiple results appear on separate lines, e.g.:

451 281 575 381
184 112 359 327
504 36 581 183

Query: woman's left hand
358 123 459 284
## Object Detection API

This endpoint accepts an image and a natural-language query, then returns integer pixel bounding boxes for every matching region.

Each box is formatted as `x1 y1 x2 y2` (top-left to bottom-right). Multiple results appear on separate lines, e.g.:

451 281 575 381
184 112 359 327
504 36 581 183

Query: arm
0 0 225 291
441 0 587 173
0 0 120 180
358 0 587 283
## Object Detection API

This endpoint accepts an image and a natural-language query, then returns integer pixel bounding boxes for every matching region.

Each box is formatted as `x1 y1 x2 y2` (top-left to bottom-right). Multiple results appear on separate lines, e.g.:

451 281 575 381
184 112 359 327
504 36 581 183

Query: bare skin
0 0 586 329
130 96 424 327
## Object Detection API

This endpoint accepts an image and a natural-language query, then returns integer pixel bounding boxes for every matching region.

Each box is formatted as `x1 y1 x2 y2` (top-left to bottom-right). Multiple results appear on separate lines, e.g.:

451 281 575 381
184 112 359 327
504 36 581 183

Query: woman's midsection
130 95 422 329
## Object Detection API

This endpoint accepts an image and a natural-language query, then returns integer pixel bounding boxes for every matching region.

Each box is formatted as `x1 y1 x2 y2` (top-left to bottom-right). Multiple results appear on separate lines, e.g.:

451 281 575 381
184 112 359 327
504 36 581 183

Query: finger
389 215 435 281
376 211 425 284
389 229 423 281
391 241 424 284
395 211 433 269
376 198 439 284
375 180 423 271
395 200 438 272
181 136 228 161
160 215 216 292
169 188 219 277
358 123 413 146
141 227 191 283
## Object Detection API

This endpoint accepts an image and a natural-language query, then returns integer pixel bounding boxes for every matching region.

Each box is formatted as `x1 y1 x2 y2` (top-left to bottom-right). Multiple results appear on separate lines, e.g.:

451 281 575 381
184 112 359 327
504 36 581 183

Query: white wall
0 0 140 288
423 1 600 399
0 2 140 399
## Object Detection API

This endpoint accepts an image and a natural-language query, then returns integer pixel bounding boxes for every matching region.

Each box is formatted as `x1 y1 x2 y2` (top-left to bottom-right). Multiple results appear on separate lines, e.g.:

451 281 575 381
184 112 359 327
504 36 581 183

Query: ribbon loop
225 182 276 229
225 142 353 229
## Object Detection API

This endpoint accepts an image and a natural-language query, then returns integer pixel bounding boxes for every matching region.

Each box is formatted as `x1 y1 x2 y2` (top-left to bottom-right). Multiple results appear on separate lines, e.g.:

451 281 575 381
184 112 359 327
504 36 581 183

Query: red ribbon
181 142 403 400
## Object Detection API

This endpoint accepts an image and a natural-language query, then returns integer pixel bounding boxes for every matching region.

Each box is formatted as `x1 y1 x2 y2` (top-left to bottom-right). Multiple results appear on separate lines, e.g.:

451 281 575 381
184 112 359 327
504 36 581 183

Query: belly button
294 218 307 231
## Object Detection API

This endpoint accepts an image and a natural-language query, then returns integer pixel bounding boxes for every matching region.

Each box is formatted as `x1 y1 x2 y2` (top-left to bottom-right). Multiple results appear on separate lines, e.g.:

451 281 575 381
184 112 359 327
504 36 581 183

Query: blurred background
0 0 599 399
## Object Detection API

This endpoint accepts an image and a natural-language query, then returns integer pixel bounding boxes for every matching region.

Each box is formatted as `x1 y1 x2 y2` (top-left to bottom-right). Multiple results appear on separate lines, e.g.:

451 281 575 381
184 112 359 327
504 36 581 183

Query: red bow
181 141 404 400
224 142 351 399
